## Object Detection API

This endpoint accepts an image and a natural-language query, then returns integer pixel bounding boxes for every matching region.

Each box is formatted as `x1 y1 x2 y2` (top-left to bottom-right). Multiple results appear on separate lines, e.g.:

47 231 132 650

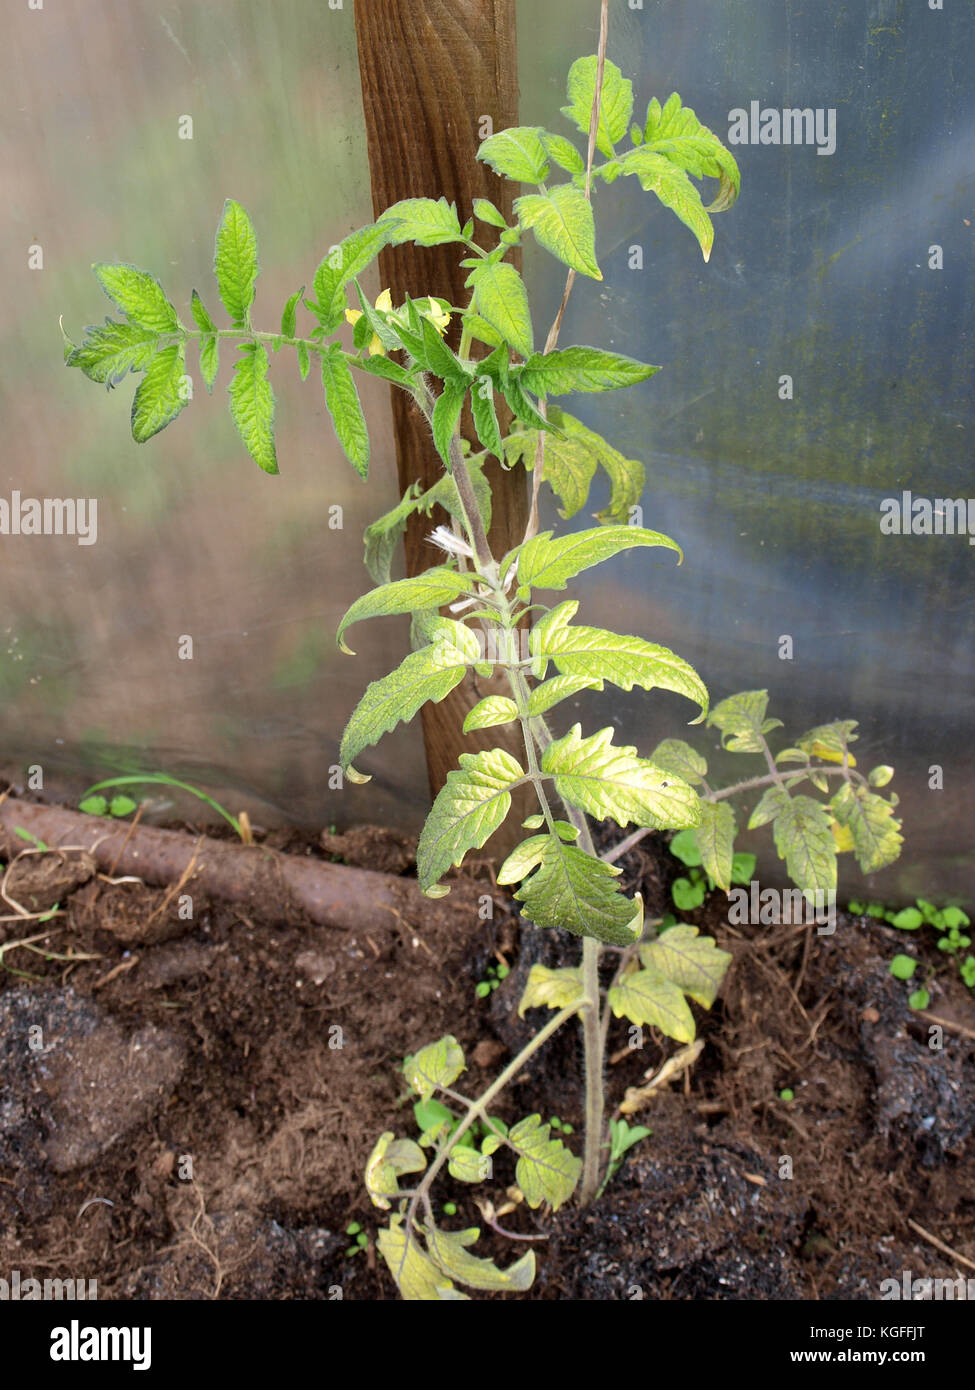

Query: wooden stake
354 0 530 850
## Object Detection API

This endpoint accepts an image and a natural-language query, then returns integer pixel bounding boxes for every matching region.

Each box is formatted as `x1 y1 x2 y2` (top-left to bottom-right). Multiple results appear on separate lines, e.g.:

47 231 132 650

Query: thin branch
524 0 610 543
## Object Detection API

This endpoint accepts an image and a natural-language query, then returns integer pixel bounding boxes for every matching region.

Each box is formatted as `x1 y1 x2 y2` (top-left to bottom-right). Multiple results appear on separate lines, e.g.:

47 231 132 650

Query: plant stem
400 1001 581 1273
601 763 865 865
579 934 604 1202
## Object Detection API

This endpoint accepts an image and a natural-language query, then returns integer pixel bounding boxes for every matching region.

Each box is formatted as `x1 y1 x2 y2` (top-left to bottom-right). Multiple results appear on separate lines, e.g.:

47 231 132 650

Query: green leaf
280 285 304 338
561 56 633 158
508 409 645 522
463 695 518 733
362 485 421 586
517 963 584 1018
509 525 681 601
510 428 594 519
500 374 551 433
500 833 643 945
351 280 405 355
548 408 644 523
694 801 736 893
797 721 859 761
214 199 259 326
747 784 791 830
520 346 658 396
228 341 277 474
321 343 369 478
669 828 702 867
772 795 837 896
477 126 550 184
378 196 463 247
462 314 503 348
337 568 477 654
609 965 696 1043
189 289 217 335
639 924 731 1009
311 223 393 334
527 673 601 716
467 261 534 360
340 620 481 772
420 457 493 534
514 185 601 279
472 197 508 229
775 746 810 766
296 341 310 380
543 724 702 831
79 795 108 816
365 1133 427 1211
616 149 714 260
446 1148 492 1183
508 1114 581 1210
198 336 219 393
648 739 707 786
108 795 138 817
431 377 467 467
531 601 708 720
643 92 740 210
130 343 188 442
416 748 525 891
672 875 706 911
405 1035 466 1100
377 1217 467 1300
424 1226 535 1292
890 954 917 981
351 353 415 388
539 129 585 175
93 263 178 334
830 782 904 874
469 377 505 460
421 315 468 382
707 689 771 752
66 319 160 386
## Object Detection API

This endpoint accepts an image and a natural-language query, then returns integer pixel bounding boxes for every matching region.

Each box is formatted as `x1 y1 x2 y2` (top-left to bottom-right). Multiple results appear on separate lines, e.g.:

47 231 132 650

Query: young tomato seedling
64 30 903 1299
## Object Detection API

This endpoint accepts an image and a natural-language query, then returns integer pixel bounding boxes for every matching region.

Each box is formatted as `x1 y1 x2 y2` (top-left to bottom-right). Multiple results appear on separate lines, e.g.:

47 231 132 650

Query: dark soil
1 805 972 1301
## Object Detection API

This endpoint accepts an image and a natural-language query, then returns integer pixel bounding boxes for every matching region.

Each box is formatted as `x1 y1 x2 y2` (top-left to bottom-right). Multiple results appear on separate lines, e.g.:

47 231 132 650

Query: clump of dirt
319 824 416 876
0 801 972 1300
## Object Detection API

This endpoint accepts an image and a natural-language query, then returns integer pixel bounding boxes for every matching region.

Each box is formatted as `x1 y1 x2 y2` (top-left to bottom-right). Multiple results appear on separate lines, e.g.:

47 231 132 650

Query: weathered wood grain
354 0 531 850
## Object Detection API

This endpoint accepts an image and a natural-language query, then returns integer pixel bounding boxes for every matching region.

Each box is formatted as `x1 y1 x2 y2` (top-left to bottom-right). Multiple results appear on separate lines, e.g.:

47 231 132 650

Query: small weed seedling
474 959 510 999
79 773 244 838
64 21 904 1298
849 896 974 1008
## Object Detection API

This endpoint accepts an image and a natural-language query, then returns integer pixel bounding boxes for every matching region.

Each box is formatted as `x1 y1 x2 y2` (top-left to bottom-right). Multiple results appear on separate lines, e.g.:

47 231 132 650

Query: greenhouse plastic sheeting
1 0 972 903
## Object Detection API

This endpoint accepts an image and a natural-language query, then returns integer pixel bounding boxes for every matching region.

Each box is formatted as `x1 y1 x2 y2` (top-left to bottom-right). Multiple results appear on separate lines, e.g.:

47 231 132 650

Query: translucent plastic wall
2 1 972 901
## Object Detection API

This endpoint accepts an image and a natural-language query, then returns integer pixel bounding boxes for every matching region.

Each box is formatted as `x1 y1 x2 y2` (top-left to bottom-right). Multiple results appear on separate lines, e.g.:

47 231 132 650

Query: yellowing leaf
404 1036 466 1100
508 1114 581 1210
377 1217 467 1301
365 1132 426 1210
639 925 731 1009
517 963 584 1018
609 965 696 1043
424 1225 535 1292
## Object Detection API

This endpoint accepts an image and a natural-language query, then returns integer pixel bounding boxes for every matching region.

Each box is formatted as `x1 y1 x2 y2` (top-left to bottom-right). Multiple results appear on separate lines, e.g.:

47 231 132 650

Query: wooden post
354 0 531 851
